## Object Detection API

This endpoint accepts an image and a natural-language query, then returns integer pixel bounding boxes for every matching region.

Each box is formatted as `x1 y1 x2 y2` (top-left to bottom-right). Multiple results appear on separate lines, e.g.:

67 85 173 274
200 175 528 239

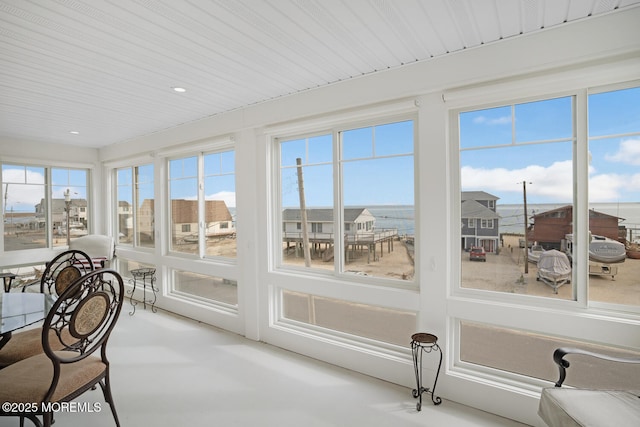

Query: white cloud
3 169 46 210
461 160 573 201
207 191 236 208
461 159 635 202
588 172 625 201
472 115 512 125
604 138 640 165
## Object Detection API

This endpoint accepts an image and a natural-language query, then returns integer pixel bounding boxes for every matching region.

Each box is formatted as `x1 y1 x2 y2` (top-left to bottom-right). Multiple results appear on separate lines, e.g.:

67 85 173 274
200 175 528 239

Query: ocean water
367 206 415 236
367 203 640 239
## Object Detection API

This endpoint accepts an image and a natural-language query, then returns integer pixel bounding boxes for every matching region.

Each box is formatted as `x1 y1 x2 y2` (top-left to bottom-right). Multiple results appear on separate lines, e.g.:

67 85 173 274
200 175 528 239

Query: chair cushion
539 388 640 427
0 328 74 368
69 235 114 261
0 352 105 404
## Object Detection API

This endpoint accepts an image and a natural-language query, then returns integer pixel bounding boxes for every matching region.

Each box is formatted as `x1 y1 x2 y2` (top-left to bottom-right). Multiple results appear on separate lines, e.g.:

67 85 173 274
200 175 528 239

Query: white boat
564 234 626 264
527 244 545 263
536 249 571 293
589 235 626 263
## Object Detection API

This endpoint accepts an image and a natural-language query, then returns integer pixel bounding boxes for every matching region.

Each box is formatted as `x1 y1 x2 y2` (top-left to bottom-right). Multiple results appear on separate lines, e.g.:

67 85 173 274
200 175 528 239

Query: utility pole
521 181 532 274
65 188 71 246
296 158 311 267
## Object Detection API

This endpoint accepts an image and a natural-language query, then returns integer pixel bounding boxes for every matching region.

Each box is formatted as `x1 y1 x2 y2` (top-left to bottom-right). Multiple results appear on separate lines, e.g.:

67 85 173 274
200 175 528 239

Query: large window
587 86 640 306
279 119 415 282
275 117 416 347
459 97 574 298
116 164 154 248
280 133 334 271
456 85 640 384
458 88 639 307
2 164 89 251
168 149 236 259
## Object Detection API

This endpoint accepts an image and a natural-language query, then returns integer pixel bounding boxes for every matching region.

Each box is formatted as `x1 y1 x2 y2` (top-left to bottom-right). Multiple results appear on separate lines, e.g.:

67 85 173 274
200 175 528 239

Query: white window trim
446 73 640 413
165 143 236 262
270 111 418 288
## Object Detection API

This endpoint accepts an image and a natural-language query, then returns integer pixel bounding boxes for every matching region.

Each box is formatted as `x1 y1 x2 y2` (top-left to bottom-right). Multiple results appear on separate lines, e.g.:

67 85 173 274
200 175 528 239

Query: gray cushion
539 388 640 427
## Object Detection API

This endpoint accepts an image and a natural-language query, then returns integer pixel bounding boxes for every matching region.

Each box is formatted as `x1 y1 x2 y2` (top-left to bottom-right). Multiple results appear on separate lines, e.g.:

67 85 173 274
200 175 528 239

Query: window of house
168 149 236 259
481 219 494 229
341 120 414 280
203 150 236 258
2 164 89 251
459 96 574 298
587 85 640 307
275 117 416 347
282 290 415 346
455 85 639 385
278 119 415 281
172 270 238 308
280 133 333 270
116 164 154 248
169 156 198 253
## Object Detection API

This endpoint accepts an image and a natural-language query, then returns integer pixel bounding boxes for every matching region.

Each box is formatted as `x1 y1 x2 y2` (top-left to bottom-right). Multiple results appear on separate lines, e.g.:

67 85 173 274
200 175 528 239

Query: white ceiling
1 0 639 149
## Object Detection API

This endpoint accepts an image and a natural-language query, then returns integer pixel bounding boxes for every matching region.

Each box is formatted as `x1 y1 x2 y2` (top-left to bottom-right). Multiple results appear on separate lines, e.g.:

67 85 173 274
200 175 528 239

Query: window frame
453 85 639 315
115 163 155 249
166 144 236 262
1 162 91 252
271 111 418 288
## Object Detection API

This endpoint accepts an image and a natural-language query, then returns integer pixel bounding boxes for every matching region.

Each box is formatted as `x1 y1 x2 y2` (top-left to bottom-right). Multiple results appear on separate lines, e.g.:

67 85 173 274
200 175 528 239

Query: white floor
1 305 529 427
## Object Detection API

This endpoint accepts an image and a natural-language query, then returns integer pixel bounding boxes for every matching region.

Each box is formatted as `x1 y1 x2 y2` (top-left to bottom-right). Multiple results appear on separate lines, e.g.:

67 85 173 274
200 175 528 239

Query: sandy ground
283 238 415 280
463 235 640 306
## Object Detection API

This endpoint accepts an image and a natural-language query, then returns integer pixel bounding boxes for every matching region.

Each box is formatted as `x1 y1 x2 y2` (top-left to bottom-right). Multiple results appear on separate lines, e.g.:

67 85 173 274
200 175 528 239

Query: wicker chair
0 250 94 368
0 269 124 427
538 347 640 427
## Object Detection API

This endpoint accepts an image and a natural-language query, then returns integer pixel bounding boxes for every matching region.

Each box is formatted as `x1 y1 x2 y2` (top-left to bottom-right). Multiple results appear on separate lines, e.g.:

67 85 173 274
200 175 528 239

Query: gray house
461 191 500 253
282 208 376 243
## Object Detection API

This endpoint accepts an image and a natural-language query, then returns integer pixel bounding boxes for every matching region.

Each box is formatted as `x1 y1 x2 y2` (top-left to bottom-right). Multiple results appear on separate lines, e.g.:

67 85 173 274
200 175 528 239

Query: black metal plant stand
128 267 157 315
411 332 442 411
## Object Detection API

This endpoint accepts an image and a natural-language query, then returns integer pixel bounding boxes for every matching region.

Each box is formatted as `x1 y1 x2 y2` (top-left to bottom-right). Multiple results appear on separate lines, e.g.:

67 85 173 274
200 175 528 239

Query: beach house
461 191 500 253
530 205 624 249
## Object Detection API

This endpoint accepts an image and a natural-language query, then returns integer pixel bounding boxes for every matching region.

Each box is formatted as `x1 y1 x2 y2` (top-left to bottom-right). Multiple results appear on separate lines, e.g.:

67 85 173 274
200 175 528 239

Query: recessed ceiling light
172 87 187 93
69 131 79 135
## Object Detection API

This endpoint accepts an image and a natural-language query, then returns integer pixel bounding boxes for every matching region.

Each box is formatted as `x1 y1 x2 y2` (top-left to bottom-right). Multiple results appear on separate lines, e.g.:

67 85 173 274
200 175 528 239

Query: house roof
461 199 499 220
532 205 624 221
461 191 499 202
171 200 232 223
283 208 371 223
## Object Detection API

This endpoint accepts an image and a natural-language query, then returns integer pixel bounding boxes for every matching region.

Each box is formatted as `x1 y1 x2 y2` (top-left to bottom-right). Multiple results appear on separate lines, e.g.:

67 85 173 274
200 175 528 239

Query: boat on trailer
536 249 571 294
527 244 545 264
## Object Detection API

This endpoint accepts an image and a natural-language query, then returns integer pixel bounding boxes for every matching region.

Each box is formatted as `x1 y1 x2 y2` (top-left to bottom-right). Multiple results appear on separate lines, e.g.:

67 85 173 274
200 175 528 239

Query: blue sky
460 87 640 205
2 166 88 213
168 152 236 207
280 120 415 208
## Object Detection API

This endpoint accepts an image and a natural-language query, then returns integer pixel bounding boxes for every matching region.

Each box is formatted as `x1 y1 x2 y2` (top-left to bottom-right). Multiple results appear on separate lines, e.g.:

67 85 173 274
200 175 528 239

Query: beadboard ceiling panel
0 0 638 148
